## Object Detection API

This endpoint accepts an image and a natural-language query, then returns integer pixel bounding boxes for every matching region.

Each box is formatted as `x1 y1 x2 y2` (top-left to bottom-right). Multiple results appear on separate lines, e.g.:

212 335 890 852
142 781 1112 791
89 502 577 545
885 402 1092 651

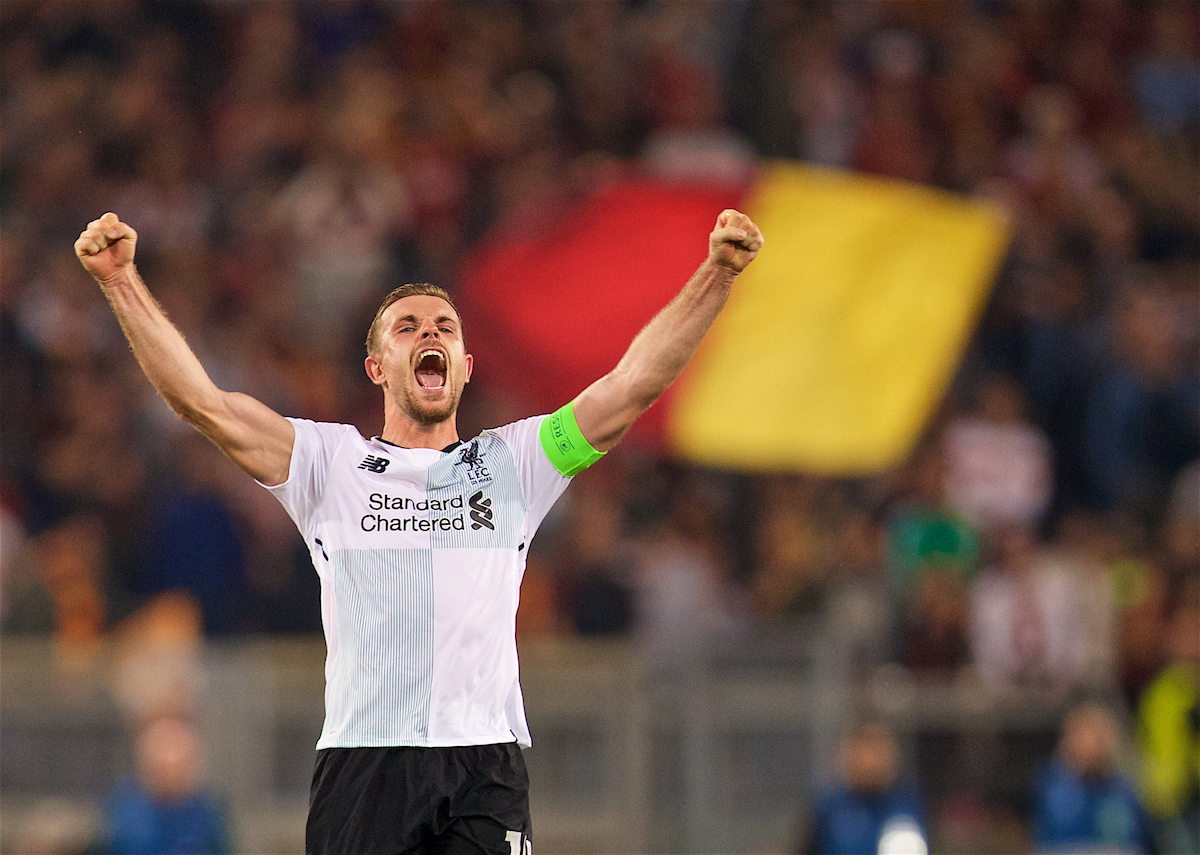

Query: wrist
702 258 741 283
97 264 139 291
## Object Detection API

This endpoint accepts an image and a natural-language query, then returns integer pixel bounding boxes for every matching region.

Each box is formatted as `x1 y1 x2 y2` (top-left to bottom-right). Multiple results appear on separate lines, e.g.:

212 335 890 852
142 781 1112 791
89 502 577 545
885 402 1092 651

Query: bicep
572 370 644 453
196 391 295 486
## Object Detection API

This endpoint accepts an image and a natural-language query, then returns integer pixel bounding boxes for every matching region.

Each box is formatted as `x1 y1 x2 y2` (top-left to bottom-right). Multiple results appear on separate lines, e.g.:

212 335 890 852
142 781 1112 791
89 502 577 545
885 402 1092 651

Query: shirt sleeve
490 415 572 535
259 418 353 537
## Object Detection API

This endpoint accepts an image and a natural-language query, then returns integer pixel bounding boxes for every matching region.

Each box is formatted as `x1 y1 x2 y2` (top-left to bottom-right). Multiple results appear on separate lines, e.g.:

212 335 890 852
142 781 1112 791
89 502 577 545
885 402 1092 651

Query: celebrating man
76 208 763 854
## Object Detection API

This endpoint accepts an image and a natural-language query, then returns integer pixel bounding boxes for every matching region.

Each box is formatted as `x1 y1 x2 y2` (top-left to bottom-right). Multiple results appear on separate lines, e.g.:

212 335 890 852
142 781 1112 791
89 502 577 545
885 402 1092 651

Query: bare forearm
575 260 737 450
614 260 736 406
99 266 222 425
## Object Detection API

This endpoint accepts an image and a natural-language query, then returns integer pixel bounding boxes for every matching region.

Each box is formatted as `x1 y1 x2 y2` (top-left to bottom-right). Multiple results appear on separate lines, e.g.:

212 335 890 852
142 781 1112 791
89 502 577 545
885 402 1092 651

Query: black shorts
306 743 532 855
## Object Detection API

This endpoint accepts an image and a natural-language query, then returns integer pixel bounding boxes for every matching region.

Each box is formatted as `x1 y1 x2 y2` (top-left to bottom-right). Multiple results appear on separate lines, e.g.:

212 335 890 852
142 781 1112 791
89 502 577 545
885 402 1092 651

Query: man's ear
464 353 474 384
365 354 386 387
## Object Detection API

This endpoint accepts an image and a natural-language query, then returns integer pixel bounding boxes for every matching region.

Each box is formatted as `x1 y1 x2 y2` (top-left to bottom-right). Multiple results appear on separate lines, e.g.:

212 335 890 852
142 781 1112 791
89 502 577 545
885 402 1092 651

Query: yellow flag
668 163 1011 473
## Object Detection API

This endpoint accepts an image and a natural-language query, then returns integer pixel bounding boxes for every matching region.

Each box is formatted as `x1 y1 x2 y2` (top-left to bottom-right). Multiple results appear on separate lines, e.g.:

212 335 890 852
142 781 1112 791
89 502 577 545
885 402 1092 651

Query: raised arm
573 209 764 452
75 213 294 485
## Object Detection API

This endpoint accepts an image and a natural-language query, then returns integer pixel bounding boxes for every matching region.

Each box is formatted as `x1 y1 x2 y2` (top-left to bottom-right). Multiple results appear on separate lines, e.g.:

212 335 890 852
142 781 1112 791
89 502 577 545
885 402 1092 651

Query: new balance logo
469 490 494 530
358 455 390 473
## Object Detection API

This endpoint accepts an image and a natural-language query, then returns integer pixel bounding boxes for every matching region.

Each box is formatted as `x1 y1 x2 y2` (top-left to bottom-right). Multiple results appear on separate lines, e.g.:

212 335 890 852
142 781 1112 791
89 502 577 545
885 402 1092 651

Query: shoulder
485 415 546 445
265 419 365 493
288 418 366 458
288 417 361 440
481 416 557 467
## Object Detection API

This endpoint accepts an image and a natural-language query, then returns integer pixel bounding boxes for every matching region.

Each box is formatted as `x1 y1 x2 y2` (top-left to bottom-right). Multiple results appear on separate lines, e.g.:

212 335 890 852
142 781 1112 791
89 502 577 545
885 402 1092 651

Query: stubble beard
398 380 462 426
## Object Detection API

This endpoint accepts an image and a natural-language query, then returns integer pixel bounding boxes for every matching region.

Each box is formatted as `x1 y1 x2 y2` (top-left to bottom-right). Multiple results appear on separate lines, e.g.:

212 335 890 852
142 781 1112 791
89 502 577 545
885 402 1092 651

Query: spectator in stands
972 523 1106 692
855 29 937 185
1137 581 1200 855
797 722 929 855
1032 704 1155 855
1131 2 1200 135
557 475 633 636
139 433 247 635
887 444 981 592
639 52 758 186
1041 512 1121 692
633 473 746 676
2 514 109 667
638 4 757 186
103 714 229 855
1161 459 1200 586
899 557 972 677
822 504 894 675
942 372 1054 535
750 476 828 622
781 18 862 169
1008 258 1106 515
1006 85 1105 221
1083 281 1200 517
888 443 978 677
1118 555 1174 708
0 488 28 627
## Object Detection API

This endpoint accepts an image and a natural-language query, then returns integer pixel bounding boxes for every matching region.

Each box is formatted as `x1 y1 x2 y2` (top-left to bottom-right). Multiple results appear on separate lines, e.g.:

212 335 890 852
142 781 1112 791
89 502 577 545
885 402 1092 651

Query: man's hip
306 743 531 855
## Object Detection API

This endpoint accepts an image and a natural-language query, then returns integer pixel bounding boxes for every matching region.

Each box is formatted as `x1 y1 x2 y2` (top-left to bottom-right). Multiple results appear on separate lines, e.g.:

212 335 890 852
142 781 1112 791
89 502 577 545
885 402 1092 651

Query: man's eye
400 326 415 332
439 327 453 334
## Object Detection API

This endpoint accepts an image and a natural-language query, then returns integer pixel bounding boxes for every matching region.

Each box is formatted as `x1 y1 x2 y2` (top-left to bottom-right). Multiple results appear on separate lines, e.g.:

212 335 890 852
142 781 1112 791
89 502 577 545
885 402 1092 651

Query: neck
380 411 461 449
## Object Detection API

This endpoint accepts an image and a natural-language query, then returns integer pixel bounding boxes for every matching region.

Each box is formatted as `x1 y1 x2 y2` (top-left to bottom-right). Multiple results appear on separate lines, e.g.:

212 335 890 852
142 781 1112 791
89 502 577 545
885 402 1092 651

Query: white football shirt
263 415 570 749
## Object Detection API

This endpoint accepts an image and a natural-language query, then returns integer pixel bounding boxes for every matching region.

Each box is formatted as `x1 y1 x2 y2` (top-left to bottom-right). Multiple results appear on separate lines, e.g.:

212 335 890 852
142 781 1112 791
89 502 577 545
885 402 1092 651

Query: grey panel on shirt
328 548 434 745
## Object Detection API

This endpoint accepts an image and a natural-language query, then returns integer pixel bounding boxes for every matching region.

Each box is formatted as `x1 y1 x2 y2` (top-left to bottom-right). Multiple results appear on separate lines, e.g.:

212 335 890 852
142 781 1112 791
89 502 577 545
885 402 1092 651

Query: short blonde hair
365 283 462 355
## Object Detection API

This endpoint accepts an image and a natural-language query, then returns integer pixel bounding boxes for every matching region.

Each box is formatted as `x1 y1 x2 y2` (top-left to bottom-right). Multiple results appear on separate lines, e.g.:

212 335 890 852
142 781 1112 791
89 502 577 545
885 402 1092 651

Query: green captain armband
539 401 605 477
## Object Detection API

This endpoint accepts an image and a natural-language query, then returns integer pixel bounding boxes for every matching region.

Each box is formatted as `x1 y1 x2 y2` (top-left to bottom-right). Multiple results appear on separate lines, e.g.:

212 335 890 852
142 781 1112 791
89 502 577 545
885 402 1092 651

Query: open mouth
415 349 447 390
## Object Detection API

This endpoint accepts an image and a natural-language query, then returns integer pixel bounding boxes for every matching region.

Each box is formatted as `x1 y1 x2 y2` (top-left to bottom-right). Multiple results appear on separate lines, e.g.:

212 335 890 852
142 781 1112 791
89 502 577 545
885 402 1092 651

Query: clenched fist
708 209 764 274
75 213 137 282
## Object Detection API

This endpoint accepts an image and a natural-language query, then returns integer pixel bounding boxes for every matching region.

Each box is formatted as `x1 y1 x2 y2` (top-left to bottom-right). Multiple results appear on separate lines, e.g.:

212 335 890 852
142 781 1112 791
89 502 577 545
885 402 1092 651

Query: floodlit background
1 1 1197 853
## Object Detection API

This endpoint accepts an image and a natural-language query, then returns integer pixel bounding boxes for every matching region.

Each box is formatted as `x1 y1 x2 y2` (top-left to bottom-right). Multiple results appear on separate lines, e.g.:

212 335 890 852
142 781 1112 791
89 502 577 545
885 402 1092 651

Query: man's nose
420 324 440 339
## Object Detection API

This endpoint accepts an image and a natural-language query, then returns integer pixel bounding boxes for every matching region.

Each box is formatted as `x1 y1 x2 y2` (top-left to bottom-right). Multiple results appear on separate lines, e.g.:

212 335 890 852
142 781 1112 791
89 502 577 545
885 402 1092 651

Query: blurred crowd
1 0 1198 852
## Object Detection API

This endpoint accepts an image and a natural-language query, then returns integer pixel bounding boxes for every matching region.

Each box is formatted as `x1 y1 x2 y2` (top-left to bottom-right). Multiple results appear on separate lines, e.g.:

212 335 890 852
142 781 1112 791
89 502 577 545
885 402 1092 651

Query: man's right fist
75 213 137 282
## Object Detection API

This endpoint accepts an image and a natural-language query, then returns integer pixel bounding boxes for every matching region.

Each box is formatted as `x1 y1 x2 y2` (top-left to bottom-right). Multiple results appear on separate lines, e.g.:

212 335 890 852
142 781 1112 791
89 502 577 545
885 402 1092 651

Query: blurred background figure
632 471 747 678
972 523 1101 693
796 722 928 855
1083 280 1199 519
888 446 977 678
750 477 829 624
2 514 109 667
138 434 247 636
1137 580 1200 855
942 372 1053 535
553 473 634 638
1032 704 1155 855
102 714 229 855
